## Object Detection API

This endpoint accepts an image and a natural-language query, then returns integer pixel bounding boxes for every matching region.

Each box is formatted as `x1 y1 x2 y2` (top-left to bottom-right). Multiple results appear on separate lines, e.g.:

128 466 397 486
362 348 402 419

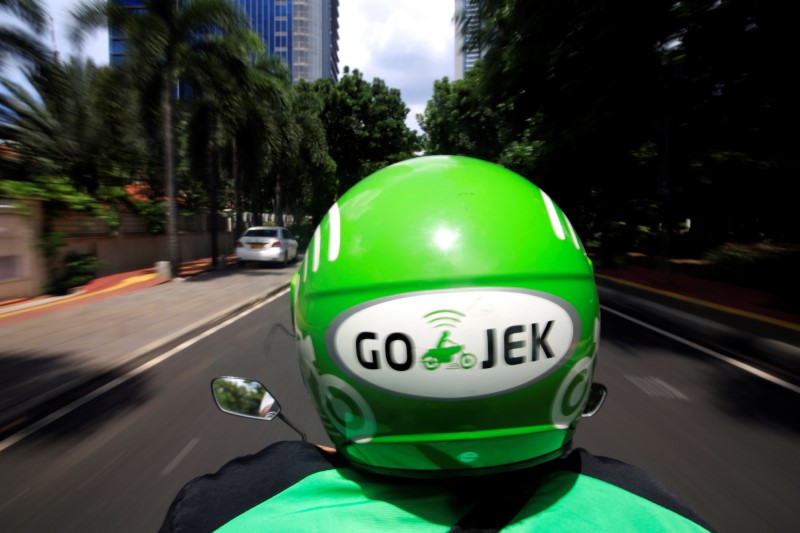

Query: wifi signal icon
424 309 465 330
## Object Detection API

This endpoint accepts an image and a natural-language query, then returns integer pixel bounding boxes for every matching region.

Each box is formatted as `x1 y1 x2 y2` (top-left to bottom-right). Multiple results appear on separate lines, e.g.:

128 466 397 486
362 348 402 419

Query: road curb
596 276 800 385
595 273 800 332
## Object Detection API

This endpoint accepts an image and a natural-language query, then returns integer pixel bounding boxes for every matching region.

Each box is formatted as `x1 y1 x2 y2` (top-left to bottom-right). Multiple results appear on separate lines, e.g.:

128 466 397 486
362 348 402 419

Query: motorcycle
420 344 477 370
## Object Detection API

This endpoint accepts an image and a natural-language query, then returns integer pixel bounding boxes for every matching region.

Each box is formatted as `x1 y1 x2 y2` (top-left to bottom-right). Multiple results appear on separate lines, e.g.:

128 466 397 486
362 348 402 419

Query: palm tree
248 57 293 228
0 0 47 70
0 56 147 288
183 30 266 266
230 56 291 234
71 0 250 277
0 57 105 187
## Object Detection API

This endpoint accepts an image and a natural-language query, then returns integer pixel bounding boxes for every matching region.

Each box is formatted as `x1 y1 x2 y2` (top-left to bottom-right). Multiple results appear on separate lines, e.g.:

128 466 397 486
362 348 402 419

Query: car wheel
238 260 247 268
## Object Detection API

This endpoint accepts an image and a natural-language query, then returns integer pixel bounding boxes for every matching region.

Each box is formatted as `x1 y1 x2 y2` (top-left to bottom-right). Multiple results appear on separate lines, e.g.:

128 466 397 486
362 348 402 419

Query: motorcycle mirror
211 377 281 421
581 383 607 418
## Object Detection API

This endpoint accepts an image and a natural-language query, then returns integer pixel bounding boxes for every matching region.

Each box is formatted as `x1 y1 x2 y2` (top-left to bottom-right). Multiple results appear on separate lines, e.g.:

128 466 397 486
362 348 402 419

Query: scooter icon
420 331 477 370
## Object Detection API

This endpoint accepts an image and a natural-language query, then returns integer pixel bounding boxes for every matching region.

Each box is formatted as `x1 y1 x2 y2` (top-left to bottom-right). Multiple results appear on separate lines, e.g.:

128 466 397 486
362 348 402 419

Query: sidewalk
1 258 798 436
0 258 299 434
0 257 234 325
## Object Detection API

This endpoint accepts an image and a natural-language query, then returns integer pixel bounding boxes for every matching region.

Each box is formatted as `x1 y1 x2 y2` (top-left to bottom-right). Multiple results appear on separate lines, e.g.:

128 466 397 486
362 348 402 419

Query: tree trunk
274 173 283 227
232 140 245 238
657 100 672 285
252 182 263 226
207 114 220 268
163 71 180 278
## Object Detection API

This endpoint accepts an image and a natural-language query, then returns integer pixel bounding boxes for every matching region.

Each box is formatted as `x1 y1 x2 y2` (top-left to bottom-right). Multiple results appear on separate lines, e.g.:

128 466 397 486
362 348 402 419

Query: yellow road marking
0 273 159 319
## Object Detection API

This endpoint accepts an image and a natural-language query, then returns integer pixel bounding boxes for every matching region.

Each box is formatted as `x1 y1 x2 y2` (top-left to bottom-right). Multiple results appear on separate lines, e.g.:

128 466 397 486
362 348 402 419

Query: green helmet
291 155 600 477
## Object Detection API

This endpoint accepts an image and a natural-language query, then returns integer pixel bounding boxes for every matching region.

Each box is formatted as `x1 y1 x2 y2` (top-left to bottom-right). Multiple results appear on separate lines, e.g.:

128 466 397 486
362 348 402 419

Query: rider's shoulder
550 448 712 530
160 441 342 532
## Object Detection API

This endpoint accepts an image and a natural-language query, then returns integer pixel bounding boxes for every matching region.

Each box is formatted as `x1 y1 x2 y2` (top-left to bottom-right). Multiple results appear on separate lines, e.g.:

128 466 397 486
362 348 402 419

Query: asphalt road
0 294 798 532
0 290 329 533
575 305 800 532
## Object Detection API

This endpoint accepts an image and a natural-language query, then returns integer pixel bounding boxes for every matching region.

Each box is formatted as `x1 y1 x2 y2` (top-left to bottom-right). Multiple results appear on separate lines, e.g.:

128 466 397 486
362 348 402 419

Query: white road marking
0 288 290 453
652 377 690 399
625 375 689 400
0 487 30 513
602 305 800 395
161 438 200 476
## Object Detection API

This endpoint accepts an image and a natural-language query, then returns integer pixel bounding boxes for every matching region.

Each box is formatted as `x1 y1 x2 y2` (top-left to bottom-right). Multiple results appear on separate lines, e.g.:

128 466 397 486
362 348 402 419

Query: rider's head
291 155 602 477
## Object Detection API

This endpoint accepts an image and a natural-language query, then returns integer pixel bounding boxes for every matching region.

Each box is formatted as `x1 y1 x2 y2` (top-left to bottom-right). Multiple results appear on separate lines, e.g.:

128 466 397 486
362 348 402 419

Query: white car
235 226 299 267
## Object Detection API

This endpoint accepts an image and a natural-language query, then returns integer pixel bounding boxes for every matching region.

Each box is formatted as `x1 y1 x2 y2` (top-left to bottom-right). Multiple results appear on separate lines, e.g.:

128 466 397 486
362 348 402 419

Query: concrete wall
62 232 235 277
0 199 45 300
1 200 235 298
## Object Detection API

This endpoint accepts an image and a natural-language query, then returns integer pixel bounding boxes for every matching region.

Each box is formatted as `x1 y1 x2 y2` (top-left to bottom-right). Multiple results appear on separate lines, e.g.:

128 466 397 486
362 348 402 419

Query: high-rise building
230 0 339 82
454 0 483 80
110 0 339 82
109 0 145 67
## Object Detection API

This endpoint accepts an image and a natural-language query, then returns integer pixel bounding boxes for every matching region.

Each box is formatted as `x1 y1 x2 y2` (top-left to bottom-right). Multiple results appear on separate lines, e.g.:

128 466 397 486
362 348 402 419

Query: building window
110 41 126 55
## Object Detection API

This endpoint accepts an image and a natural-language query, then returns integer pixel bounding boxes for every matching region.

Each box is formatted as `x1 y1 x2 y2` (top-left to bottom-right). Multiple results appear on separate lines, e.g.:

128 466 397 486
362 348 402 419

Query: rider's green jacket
159 441 713 532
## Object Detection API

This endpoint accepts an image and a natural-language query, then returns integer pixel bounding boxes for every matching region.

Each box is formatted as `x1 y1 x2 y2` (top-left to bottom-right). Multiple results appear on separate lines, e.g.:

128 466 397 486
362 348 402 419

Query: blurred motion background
1 1 798 532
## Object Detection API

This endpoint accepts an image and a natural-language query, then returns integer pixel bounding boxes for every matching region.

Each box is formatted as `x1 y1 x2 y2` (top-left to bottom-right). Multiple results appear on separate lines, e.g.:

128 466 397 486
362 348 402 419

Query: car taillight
236 240 243 247
271 241 281 248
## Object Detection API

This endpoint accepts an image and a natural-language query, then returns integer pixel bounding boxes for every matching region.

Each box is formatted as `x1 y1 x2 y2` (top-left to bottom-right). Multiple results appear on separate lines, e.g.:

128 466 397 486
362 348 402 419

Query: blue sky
2 0 455 132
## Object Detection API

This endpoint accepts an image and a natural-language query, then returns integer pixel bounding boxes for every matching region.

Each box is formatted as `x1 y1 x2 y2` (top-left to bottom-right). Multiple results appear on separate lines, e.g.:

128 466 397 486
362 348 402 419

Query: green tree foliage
87 66 152 186
284 80 336 229
72 0 252 275
0 0 47 69
0 57 155 230
662 1 797 247
2 5 424 281
1 58 117 191
458 0 797 252
230 55 292 231
0 54 140 292
314 67 420 194
418 66 503 160
183 29 266 264
0 56 141 231
462 0 670 240
213 379 267 417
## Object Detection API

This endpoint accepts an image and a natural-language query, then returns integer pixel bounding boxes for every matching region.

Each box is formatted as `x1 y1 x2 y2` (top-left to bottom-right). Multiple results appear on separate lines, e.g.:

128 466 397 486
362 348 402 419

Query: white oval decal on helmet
326 288 580 399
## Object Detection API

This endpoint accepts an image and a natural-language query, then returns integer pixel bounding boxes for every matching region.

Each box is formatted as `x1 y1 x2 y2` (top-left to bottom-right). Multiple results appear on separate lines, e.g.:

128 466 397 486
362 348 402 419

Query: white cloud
4 0 455 132
338 0 455 132
41 0 109 65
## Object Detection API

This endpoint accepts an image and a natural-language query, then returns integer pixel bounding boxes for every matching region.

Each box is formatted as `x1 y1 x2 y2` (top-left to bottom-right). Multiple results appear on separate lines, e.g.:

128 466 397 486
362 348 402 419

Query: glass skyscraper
109 0 145 67
454 0 483 80
110 0 339 82
232 0 339 82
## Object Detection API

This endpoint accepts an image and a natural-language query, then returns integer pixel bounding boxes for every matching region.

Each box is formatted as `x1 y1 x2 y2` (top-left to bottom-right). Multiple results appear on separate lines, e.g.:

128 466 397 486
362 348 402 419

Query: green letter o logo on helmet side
326 288 580 399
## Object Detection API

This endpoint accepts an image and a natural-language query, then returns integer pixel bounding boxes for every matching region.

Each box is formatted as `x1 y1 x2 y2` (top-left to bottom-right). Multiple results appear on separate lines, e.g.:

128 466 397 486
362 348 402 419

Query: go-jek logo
326 288 580 399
